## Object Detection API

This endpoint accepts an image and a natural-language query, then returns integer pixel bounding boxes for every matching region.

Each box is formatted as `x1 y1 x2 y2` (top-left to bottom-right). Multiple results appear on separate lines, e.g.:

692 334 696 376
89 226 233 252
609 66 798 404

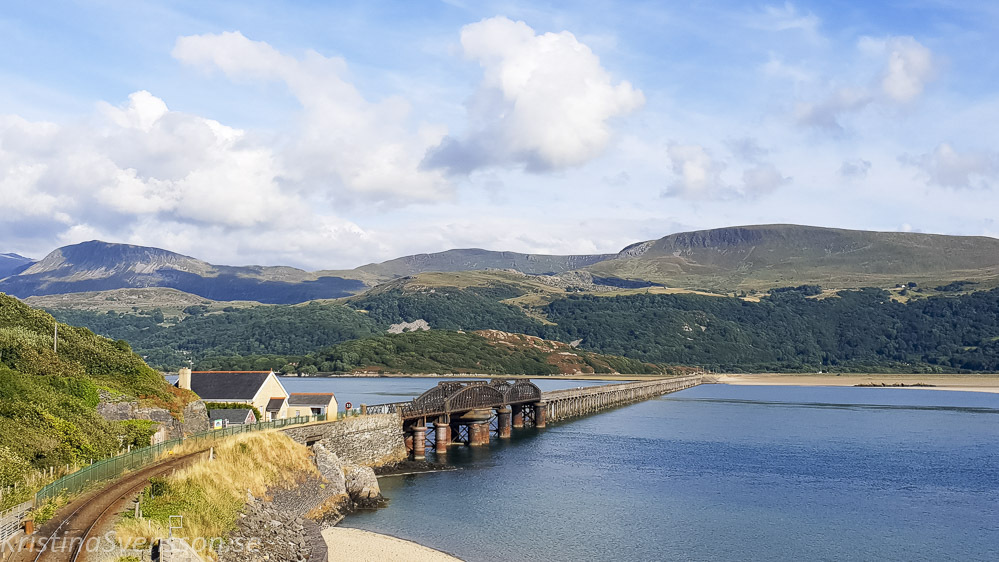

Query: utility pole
54 322 58 353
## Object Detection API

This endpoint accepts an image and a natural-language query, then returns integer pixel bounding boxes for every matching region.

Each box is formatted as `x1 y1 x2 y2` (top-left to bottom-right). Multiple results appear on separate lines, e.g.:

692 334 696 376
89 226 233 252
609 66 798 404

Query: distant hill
24 287 259 317
588 224 999 292
347 248 614 280
7 225 999 305
0 252 34 279
199 329 691 376
0 241 366 304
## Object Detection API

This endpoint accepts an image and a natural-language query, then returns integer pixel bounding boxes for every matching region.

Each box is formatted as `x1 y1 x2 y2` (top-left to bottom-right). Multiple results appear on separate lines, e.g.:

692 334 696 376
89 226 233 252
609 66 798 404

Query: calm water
322 383 999 561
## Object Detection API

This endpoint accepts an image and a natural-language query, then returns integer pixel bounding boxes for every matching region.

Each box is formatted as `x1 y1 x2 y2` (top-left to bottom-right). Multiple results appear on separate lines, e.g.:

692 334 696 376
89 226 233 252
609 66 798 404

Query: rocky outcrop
343 464 381 503
218 493 323 562
97 391 210 443
387 319 431 333
312 444 347 497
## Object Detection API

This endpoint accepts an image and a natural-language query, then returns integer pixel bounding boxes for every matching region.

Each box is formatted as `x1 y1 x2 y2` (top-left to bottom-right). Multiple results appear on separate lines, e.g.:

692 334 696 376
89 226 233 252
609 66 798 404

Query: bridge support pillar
496 406 512 439
434 419 450 454
533 402 547 428
412 426 426 460
469 422 490 446
512 406 525 428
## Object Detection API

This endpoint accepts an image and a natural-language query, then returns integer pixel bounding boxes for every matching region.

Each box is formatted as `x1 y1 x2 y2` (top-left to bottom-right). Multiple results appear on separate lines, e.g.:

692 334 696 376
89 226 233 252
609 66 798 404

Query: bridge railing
542 375 703 400
34 413 326 506
0 501 32 543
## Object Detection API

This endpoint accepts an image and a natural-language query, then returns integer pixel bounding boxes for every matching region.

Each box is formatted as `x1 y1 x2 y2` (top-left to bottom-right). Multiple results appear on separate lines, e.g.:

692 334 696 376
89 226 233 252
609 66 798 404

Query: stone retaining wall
283 414 406 467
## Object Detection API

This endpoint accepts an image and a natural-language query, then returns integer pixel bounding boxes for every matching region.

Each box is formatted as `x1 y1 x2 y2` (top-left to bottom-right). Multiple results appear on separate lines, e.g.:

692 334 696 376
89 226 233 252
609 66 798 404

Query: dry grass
116 431 317 557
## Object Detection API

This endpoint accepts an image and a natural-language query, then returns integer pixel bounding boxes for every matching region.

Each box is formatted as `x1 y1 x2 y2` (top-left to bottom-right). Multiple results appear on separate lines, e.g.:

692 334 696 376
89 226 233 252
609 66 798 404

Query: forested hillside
38 286 999 373
50 302 380 368
197 329 681 375
541 287 999 372
0 294 192 504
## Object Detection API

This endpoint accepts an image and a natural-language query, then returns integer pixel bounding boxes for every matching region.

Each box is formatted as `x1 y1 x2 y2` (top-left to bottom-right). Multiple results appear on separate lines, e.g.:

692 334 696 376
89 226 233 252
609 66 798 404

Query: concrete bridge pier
512 406 525 428
412 425 427 460
434 417 450 455
469 421 490 446
533 402 547 428
496 406 512 438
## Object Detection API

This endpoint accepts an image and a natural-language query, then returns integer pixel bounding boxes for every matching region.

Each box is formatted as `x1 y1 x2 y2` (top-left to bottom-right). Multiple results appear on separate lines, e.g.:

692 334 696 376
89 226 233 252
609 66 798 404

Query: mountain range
4 225 999 305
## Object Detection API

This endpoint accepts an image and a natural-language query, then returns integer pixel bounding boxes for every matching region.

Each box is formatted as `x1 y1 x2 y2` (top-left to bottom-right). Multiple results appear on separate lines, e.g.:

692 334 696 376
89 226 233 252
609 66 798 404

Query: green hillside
0 293 191 505
199 329 683 376
588 224 999 292
344 248 614 281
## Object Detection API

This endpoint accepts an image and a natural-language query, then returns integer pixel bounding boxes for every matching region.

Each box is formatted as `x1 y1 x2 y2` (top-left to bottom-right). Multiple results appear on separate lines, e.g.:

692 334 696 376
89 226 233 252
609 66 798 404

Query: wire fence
34 413 326 506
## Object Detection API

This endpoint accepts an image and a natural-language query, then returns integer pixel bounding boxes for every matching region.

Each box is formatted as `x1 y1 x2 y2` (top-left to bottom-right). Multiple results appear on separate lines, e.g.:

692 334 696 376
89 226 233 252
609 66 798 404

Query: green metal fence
35 413 326 505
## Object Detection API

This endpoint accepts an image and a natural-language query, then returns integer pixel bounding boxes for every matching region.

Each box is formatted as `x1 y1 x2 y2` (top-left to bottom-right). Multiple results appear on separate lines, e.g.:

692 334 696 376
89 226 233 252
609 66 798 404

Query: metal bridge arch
397 379 542 420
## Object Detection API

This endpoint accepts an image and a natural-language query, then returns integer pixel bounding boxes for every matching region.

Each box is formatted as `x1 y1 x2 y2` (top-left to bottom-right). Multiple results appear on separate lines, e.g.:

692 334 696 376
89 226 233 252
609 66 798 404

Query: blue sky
1 1 997 268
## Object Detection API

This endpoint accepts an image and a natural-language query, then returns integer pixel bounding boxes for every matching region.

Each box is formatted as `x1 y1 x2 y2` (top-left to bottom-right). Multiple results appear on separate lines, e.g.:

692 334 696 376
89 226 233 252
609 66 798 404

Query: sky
1 0 997 269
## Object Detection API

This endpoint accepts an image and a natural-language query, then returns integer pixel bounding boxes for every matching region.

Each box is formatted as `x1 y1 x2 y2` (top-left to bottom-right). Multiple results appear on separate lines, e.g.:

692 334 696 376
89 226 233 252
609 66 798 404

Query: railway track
13 449 209 562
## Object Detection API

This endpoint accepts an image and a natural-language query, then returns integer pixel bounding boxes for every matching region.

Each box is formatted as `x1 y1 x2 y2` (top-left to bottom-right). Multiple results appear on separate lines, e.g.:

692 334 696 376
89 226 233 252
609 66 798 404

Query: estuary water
282 379 999 561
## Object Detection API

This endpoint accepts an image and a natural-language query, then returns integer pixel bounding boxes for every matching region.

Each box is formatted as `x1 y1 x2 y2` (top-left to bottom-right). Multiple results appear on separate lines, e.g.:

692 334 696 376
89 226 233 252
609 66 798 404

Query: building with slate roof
178 368 290 420
288 392 338 417
208 409 257 427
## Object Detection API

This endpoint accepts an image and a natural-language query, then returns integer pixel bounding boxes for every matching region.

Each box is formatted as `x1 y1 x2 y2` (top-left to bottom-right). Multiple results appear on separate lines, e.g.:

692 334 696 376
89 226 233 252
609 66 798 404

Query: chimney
178 367 192 390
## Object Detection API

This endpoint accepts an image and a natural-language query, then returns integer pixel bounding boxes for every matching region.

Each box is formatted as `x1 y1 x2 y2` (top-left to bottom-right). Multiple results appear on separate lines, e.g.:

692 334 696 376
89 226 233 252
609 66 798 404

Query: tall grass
116 431 317 557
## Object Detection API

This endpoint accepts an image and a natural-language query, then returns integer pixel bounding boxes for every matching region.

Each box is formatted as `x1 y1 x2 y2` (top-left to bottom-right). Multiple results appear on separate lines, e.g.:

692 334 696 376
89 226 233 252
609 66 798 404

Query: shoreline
714 373 999 394
323 527 462 561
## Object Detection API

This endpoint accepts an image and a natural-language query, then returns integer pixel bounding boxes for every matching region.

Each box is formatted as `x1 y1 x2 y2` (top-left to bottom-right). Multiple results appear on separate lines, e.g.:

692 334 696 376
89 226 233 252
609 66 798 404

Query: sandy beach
713 373 999 394
323 527 462 562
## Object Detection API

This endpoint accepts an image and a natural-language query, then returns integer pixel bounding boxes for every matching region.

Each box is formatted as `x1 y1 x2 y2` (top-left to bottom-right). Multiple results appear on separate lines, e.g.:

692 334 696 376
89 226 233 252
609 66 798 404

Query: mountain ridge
4 225 999 303
589 224 999 291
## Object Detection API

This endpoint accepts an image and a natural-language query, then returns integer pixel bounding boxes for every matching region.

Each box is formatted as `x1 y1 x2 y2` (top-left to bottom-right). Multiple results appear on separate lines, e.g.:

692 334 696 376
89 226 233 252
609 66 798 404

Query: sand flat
714 373 999 393
323 527 462 562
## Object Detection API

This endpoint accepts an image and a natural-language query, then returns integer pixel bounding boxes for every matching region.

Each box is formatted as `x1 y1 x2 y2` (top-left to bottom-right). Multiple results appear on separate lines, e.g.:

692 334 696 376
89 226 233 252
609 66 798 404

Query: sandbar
323 527 462 562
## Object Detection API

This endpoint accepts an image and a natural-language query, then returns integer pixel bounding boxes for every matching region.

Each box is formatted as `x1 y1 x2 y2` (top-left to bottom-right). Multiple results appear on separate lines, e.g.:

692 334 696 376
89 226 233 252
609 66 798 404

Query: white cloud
794 87 873 130
751 3 821 38
742 163 790 195
860 36 937 103
663 144 728 199
663 143 790 199
839 158 872 179
423 16 644 174
173 31 450 203
903 143 996 189
795 36 937 129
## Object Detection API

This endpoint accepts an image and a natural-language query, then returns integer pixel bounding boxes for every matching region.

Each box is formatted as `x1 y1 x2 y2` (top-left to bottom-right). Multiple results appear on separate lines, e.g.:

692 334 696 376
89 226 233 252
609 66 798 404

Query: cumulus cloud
903 144 997 189
862 36 937 102
423 16 644 174
742 163 791 195
662 143 790 199
0 91 296 229
839 158 872 179
173 31 450 202
795 36 937 129
726 137 770 162
794 87 873 130
0 90 387 266
663 144 728 199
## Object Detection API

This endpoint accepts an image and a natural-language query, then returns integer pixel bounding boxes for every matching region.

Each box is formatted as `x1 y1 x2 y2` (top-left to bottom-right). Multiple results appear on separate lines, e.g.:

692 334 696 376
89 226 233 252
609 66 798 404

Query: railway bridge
369 374 702 459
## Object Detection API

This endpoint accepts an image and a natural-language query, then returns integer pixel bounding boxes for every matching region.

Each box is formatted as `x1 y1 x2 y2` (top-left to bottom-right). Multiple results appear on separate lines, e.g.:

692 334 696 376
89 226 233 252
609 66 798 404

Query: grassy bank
116 432 317 556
